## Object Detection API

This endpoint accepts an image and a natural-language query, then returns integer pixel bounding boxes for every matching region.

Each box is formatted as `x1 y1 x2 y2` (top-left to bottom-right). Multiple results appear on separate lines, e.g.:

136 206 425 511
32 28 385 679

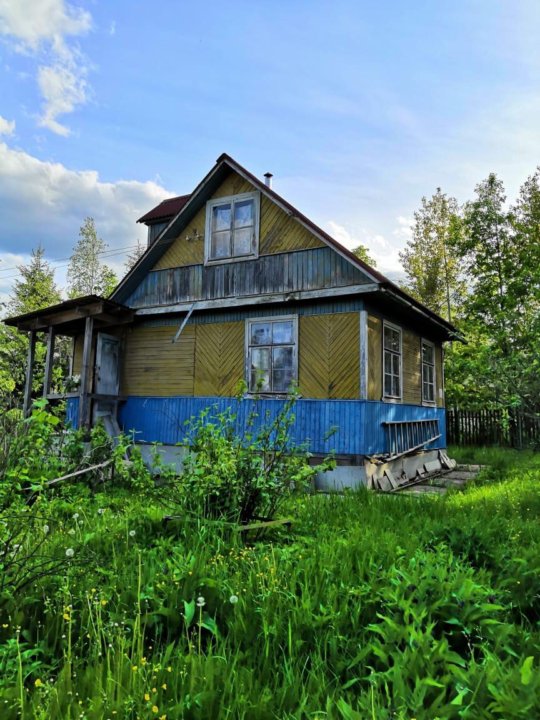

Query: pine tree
67 218 118 298
124 240 145 273
399 189 463 322
1 247 62 402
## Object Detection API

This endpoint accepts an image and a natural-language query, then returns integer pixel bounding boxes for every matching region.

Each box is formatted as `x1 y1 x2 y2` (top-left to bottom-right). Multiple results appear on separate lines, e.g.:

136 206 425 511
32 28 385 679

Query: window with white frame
205 191 260 263
383 322 402 399
421 340 436 404
247 317 297 393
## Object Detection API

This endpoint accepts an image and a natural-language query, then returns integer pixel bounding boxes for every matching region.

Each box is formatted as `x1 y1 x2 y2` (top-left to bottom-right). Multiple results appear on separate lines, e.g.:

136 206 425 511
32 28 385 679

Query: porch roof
4 295 134 335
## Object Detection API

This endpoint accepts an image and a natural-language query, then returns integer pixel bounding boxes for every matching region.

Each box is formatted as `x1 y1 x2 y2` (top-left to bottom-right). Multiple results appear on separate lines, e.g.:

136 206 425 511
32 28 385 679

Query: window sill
382 396 402 404
204 253 258 266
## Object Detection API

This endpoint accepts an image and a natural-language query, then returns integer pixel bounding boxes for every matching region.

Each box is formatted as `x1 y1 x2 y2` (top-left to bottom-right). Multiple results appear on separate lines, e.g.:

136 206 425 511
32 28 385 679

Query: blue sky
1 0 540 302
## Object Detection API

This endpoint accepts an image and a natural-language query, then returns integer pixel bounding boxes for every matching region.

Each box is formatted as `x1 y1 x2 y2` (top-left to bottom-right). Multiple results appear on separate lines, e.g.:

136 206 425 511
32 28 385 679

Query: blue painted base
115 396 446 456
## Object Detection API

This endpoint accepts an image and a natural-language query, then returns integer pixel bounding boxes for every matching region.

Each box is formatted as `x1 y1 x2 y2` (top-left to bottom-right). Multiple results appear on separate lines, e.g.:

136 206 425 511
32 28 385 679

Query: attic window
205 191 260 263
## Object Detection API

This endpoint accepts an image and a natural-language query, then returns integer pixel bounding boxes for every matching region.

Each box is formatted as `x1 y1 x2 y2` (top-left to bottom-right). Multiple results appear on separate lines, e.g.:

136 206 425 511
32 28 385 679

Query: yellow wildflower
132 665 138 672
152 706 159 714
101 599 108 606
144 693 150 701
34 679 43 688
161 683 167 690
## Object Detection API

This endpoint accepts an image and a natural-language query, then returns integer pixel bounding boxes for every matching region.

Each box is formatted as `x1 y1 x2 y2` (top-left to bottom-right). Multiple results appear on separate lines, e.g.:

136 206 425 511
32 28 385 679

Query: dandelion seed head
196 595 206 608
229 594 239 604
65 548 75 558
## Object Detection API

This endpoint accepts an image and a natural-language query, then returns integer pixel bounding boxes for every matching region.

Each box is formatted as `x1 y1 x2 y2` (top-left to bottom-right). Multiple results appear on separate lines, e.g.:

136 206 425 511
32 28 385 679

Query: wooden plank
23 330 37 417
78 316 94 429
42 327 56 397
234 518 294 533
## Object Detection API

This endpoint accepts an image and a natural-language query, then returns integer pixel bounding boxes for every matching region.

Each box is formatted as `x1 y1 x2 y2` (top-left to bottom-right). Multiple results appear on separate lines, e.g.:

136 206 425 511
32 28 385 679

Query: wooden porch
4 295 134 430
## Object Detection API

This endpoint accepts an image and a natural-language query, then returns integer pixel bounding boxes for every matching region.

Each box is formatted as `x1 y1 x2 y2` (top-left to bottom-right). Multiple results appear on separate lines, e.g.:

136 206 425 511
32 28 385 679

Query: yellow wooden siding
72 335 83 375
152 169 324 270
120 326 195 396
435 345 445 407
299 313 359 399
403 330 421 405
367 314 382 400
194 322 244 396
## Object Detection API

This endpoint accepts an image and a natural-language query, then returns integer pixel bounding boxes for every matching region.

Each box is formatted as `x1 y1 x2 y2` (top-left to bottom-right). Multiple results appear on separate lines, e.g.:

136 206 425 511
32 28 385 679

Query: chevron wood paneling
403 329 421 405
194 321 244 396
299 313 359 399
368 314 382 400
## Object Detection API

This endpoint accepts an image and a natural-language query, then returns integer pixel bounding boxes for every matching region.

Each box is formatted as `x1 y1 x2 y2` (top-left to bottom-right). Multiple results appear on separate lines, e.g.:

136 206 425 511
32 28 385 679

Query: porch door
95 333 120 396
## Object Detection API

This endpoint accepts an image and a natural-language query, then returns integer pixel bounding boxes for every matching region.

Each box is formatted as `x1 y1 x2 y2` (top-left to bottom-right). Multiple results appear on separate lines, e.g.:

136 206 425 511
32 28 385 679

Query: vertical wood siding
194 321 244 396
120 326 195 396
152 169 324 271
299 313 359 399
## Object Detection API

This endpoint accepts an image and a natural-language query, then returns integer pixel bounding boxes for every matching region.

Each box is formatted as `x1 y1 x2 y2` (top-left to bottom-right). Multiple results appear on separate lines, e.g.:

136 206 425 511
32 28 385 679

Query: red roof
137 194 191 224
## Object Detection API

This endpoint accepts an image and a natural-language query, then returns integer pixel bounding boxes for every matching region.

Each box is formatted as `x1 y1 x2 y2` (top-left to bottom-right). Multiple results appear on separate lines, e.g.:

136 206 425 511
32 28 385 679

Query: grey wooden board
424 460 442 474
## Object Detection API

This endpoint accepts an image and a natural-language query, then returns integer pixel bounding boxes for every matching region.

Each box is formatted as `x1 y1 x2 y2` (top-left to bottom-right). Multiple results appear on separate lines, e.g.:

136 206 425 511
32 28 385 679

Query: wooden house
5 154 461 489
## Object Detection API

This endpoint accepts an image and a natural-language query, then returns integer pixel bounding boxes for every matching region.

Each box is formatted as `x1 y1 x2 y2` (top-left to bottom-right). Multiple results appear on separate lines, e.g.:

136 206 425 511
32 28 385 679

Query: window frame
245 315 298 395
421 338 437 406
204 191 260 265
382 320 403 402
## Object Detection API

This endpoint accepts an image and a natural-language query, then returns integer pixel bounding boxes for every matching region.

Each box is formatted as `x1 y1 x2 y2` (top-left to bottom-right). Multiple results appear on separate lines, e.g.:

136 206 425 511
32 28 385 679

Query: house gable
153 169 325 271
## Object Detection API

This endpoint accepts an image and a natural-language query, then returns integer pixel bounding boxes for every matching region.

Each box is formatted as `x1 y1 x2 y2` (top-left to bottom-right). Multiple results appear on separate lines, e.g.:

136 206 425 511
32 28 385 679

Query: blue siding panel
66 397 79 429
118 397 446 456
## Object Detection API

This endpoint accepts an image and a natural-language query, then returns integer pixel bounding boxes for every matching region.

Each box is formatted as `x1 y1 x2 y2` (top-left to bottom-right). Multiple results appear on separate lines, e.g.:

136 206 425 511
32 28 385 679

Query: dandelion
196 596 206 608
34 679 43 688
152 707 159 715
101 599 108 606
229 595 239 605
132 666 138 672
129 530 136 537
65 548 75 558
43 524 50 534
144 693 150 701
161 683 167 690
73 513 79 520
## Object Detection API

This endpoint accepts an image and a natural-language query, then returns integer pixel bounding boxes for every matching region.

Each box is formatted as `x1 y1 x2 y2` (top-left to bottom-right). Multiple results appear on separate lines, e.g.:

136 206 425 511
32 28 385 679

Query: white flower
229 595 239 605
65 548 75 558
68 528 76 535
72 513 79 521
43 525 50 534
129 530 136 537
97 508 104 515
196 596 206 608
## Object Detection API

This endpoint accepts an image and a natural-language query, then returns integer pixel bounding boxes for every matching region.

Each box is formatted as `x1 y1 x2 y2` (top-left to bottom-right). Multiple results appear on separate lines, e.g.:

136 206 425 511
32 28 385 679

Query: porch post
23 330 37 417
78 316 94 430
42 326 56 397
359 310 368 400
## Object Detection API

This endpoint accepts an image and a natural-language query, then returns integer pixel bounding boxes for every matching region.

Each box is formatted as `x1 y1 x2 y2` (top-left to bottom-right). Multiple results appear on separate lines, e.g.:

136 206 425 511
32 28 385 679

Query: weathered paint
118 396 446 456
298 313 359 399
66 396 79 428
153 169 324 271
126 246 372 309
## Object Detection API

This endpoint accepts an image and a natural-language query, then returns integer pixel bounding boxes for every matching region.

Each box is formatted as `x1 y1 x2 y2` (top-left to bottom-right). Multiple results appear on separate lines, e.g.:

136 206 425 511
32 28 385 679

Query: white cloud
325 219 406 275
0 0 92 135
0 115 15 136
0 141 173 298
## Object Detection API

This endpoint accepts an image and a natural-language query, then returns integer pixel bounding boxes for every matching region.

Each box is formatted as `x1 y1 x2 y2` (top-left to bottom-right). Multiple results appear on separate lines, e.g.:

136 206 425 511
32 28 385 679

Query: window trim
382 320 403 402
421 338 437 406
244 314 298 396
204 191 260 265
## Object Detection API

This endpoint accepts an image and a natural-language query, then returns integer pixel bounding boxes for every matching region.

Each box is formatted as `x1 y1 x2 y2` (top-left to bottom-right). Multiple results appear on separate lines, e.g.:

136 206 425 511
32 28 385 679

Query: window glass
212 204 231 231
233 227 252 255
248 318 296 393
211 230 230 259
422 341 436 402
383 323 401 399
250 322 271 345
234 199 254 228
272 321 293 344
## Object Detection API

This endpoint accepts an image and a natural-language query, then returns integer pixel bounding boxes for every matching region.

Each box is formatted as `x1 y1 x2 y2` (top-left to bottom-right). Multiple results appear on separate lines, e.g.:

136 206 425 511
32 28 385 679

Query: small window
205 192 260 263
383 322 402 399
422 340 436 404
247 317 297 393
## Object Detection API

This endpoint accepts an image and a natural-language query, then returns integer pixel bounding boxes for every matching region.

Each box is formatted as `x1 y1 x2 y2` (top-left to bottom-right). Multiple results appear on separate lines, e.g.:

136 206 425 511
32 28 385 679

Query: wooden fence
446 408 540 449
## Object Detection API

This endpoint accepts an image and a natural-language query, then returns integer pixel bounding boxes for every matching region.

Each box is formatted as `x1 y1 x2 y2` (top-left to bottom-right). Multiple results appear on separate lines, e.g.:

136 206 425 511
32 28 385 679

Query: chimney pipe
264 172 273 189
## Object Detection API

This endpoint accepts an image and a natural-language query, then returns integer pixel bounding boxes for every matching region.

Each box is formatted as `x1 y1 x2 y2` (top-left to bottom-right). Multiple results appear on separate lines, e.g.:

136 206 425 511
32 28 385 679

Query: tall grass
0 450 539 718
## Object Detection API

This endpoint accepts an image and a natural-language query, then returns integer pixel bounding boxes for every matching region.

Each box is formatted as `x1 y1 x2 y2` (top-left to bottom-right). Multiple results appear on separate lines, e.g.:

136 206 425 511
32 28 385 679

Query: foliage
399 188 464 322
351 243 377 267
0 247 63 403
123 239 146 272
170 395 332 524
0 440 538 718
67 217 118 298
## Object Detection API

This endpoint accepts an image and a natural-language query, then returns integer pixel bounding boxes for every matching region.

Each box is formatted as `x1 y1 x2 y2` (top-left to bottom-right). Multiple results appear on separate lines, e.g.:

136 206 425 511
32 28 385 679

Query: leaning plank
25 459 114 490
234 518 294 533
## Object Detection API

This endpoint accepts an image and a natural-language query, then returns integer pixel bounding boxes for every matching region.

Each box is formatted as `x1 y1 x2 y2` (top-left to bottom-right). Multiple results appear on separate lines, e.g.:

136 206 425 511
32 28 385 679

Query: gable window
422 340 436 404
383 322 402 400
205 191 260 263
247 316 297 393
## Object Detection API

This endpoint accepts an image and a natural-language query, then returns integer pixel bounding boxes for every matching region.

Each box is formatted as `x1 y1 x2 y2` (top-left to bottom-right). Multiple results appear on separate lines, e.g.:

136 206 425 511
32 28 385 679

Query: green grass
1 449 539 719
